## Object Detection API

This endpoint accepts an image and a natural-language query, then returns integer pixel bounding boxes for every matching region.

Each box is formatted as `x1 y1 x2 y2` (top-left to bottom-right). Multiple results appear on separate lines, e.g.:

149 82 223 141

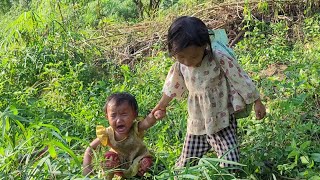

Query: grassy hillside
0 0 319 179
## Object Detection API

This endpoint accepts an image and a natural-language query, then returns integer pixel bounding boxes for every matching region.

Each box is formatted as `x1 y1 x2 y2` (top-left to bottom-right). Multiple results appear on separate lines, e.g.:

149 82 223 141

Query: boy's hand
154 110 166 119
254 99 266 120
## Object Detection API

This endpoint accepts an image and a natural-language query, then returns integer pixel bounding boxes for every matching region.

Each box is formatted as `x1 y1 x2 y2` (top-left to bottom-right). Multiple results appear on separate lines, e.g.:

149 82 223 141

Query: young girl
83 92 165 179
152 16 266 170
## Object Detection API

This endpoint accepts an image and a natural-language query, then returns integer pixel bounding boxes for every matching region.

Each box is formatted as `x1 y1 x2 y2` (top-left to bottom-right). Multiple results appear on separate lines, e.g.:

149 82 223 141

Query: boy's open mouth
116 125 126 132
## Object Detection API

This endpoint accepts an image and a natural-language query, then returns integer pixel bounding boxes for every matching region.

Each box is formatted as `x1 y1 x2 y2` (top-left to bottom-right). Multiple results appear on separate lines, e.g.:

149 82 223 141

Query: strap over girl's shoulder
208 29 236 60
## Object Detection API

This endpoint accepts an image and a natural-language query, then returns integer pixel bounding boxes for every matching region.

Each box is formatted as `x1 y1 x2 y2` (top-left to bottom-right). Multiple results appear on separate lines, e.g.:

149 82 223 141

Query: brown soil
259 63 288 80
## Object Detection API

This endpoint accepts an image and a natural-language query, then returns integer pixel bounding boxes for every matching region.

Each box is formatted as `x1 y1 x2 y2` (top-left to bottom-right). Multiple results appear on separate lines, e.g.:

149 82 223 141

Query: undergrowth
0 1 319 179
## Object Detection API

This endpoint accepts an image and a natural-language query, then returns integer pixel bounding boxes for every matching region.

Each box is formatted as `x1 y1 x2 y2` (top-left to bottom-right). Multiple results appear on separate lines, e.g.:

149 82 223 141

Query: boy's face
106 101 137 137
174 45 206 67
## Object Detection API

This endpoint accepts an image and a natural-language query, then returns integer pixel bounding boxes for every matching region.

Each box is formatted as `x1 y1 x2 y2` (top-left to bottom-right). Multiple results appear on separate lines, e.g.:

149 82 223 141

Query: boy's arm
139 93 172 131
83 138 101 176
138 110 166 131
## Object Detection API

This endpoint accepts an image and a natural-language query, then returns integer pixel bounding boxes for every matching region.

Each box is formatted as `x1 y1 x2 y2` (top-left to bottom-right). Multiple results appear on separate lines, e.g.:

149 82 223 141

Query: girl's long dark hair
167 16 211 56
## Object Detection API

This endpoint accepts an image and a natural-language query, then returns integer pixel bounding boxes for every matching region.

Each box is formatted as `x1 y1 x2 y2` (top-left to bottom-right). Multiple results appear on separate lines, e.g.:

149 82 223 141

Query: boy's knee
141 157 153 166
105 151 120 169
137 156 153 176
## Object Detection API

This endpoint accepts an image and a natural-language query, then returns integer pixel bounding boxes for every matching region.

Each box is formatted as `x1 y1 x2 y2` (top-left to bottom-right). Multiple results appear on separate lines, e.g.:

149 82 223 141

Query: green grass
0 1 320 179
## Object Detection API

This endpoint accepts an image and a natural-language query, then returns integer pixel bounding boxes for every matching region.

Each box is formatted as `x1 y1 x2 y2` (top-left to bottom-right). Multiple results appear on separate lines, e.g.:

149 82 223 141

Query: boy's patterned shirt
163 50 260 135
96 121 150 177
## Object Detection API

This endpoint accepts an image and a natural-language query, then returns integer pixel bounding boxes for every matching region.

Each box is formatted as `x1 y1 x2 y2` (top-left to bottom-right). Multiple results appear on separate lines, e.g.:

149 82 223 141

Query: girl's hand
151 93 173 114
254 99 266 120
138 110 166 131
154 110 166 119
151 104 166 114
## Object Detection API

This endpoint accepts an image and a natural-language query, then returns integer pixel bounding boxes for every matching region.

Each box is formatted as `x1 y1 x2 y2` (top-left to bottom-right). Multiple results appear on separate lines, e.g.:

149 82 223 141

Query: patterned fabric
96 125 109 146
96 121 151 178
104 151 152 177
105 151 123 176
137 156 153 176
162 49 260 135
176 115 239 168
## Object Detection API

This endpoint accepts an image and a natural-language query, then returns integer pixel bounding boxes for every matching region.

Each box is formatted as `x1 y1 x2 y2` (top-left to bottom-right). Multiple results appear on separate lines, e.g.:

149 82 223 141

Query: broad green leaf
48 145 57 159
300 141 311 150
290 138 297 149
176 174 199 179
199 158 219 171
9 106 18 115
203 169 211 180
1 107 10 139
38 123 61 134
51 131 67 144
14 119 26 136
300 156 309 164
310 176 320 180
6 113 28 123
201 158 246 166
311 153 320 162
308 159 314 168
44 140 80 166
272 173 277 180
5 116 10 132
65 136 84 143
288 149 299 159
0 147 4 156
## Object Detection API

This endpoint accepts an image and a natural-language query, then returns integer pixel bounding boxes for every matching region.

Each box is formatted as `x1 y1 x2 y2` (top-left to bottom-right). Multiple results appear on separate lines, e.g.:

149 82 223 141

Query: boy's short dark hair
103 92 138 114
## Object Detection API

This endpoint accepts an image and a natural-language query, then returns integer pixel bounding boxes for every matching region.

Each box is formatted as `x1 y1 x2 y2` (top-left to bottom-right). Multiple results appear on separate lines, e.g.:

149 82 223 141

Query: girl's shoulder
211 49 236 63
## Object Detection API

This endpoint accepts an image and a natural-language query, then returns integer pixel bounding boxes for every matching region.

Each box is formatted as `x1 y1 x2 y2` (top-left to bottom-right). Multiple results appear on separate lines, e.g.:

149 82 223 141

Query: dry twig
79 0 320 65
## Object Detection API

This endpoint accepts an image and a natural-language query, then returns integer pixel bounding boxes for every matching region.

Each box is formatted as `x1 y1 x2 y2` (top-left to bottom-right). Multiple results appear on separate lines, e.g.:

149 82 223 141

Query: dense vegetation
0 0 319 179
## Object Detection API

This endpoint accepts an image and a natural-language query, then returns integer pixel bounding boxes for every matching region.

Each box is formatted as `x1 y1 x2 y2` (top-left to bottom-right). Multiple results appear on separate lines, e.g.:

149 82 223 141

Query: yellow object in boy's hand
154 110 166 119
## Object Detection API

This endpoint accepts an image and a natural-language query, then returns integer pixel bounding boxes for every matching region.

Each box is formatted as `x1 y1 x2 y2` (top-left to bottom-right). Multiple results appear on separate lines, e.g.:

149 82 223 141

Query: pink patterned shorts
105 151 153 177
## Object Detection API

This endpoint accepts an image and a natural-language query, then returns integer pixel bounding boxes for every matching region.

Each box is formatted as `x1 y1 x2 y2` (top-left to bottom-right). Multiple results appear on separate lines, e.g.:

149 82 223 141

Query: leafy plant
1 0 320 179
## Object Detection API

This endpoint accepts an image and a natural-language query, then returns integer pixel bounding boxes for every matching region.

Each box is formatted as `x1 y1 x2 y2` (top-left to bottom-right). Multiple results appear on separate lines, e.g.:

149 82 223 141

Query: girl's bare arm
151 93 173 114
83 138 101 175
